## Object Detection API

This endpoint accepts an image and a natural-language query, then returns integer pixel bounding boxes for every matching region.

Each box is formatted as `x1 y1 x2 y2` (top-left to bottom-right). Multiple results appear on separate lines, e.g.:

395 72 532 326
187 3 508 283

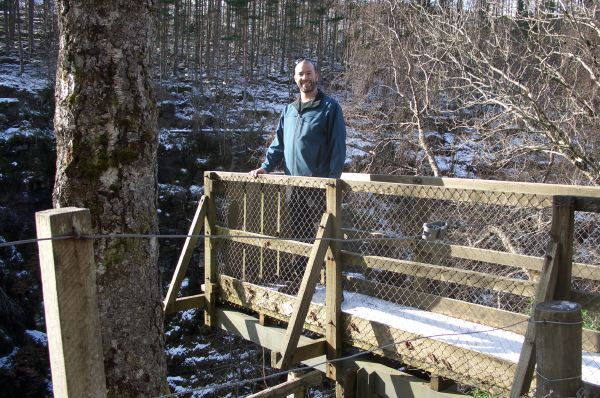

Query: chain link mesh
209 173 600 395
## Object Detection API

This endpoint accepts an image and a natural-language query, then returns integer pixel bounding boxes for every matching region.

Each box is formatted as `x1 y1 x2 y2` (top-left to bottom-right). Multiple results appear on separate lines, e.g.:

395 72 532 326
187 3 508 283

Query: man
249 58 346 178
249 59 346 289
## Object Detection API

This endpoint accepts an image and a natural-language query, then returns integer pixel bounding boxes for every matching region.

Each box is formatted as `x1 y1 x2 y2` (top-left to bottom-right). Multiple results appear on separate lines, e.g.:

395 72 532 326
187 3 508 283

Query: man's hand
249 168 267 178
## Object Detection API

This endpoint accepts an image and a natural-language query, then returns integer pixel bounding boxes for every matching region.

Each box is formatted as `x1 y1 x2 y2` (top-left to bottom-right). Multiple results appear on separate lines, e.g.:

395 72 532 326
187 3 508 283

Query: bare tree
344 0 600 184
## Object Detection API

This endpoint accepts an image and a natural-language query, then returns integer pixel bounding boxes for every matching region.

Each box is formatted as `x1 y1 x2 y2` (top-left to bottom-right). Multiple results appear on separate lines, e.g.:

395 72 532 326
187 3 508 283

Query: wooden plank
419 241 544 273
204 172 218 326
342 180 552 209
211 172 330 189
163 196 207 312
341 234 600 281
214 226 312 257
342 251 537 297
340 173 600 200
218 275 327 334
551 196 575 300
277 213 332 369
246 370 322 398
510 241 559 398
272 338 327 365
36 208 107 398
326 180 343 381
164 294 206 314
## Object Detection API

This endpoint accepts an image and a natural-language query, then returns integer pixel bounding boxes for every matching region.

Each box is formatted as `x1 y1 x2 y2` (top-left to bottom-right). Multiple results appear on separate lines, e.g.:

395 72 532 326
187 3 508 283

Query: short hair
293 57 318 73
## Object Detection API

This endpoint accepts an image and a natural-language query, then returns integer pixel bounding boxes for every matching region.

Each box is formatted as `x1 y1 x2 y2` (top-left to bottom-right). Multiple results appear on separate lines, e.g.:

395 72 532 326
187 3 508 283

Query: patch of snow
26 330 48 346
0 347 18 370
180 308 196 321
189 185 203 196
167 345 188 357
193 342 211 351
307 289 600 385
0 98 18 104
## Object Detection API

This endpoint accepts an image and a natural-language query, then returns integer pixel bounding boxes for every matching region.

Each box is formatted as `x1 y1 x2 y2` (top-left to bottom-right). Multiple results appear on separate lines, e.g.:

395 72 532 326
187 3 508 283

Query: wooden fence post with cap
35 207 107 398
535 300 582 397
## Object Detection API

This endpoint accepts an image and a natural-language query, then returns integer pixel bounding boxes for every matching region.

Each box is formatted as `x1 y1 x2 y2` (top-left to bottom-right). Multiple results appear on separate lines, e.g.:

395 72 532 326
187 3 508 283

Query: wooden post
550 196 575 300
535 301 582 397
35 207 107 398
337 368 357 398
510 241 559 398
204 172 218 326
326 180 343 382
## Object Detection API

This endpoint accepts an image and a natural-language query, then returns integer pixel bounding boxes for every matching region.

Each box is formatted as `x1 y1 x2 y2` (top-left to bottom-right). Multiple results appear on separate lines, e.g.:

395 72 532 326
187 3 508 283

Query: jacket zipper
292 109 302 175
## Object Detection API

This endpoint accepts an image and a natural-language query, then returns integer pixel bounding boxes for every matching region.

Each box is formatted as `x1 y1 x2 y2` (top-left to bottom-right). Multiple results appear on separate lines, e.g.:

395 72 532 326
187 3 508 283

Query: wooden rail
163 172 600 397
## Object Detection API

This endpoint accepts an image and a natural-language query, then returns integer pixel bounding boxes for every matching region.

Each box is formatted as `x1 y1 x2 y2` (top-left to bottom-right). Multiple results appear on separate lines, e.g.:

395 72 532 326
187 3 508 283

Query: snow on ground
310 286 600 385
0 347 17 370
25 330 48 346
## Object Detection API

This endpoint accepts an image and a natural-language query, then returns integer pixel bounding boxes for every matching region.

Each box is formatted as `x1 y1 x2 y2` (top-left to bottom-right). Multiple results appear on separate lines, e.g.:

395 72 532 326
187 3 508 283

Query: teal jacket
261 90 346 178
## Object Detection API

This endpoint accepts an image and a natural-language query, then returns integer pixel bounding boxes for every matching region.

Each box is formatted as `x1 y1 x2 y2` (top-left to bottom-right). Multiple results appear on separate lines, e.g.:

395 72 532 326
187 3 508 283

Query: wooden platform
218 275 600 395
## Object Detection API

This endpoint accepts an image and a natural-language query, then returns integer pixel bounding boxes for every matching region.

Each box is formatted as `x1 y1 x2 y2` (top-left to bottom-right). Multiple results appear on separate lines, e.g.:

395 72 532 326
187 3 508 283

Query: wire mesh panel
213 175 328 296
208 173 600 394
340 182 555 392
571 210 600 387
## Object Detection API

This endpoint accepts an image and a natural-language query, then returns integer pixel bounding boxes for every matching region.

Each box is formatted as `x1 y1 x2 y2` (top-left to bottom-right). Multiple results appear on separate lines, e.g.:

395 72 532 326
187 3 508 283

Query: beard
298 80 316 93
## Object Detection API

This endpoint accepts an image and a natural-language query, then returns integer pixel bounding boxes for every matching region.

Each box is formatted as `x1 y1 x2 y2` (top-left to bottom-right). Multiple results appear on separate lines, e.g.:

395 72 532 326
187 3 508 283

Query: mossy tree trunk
53 1 167 396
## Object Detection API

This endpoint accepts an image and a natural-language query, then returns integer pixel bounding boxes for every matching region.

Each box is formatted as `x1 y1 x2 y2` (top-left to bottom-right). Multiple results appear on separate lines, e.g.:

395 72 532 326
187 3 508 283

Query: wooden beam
551 196 575 300
214 226 312 257
245 370 322 398
211 172 330 189
342 251 537 297
36 208 107 398
163 196 207 312
340 173 600 200
276 213 332 369
343 180 552 209
271 338 327 367
164 294 206 314
204 172 218 326
510 241 559 398
326 180 343 381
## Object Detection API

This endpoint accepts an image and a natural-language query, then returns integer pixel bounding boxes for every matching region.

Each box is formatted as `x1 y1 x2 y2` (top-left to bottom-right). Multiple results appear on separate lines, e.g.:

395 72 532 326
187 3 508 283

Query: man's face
294 61 318 95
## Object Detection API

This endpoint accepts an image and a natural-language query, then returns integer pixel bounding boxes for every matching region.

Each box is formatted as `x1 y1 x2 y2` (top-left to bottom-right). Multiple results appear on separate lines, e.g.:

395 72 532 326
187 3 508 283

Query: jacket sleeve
261 108 286 172
327 102 347 178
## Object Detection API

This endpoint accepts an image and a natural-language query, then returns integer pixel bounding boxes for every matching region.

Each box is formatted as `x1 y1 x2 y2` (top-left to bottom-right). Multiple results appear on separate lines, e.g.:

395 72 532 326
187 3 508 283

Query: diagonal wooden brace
163 195 208 313
275 212 332 369
510 240 559 398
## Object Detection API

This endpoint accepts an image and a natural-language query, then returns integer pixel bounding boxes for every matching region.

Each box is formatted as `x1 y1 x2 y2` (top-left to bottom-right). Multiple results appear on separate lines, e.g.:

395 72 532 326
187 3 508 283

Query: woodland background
0 0 598 396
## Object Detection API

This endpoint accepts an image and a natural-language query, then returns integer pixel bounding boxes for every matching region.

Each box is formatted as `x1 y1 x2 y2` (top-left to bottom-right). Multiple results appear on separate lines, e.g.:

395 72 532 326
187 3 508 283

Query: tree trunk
53 1 168 396
28 0 34 57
